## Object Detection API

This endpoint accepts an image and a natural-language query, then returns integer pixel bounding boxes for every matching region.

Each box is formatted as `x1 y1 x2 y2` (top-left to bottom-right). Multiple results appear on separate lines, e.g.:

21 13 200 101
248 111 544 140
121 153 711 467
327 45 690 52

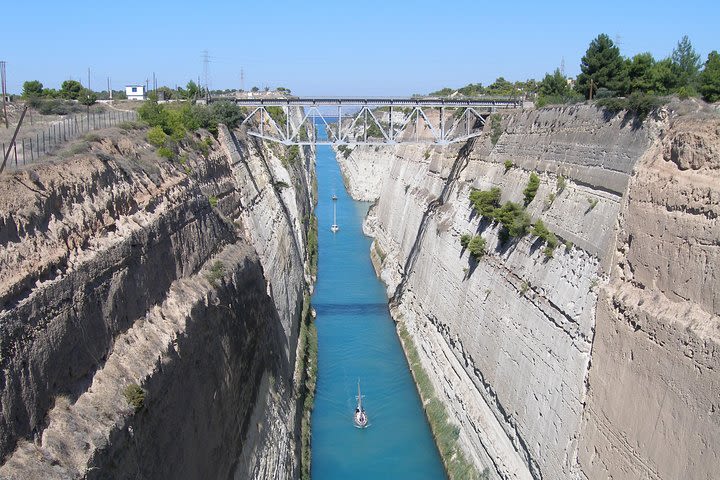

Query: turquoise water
310 127 446 479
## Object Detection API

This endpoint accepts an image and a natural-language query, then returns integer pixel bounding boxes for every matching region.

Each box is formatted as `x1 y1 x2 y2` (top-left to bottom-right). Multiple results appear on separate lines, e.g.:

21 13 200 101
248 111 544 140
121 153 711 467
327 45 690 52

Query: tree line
429 34 720 108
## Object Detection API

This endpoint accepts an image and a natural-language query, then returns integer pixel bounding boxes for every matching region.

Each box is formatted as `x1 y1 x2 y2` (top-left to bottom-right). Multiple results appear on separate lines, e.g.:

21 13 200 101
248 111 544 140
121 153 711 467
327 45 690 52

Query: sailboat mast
357 381 362 409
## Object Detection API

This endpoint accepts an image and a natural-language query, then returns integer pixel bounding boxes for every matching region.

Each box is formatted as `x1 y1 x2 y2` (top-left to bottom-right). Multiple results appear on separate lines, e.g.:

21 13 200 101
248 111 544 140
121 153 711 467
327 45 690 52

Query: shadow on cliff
85 255 291 480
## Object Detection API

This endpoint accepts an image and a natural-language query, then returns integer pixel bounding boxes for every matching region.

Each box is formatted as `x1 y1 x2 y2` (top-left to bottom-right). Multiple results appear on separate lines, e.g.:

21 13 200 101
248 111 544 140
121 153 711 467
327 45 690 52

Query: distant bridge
229 97 522 146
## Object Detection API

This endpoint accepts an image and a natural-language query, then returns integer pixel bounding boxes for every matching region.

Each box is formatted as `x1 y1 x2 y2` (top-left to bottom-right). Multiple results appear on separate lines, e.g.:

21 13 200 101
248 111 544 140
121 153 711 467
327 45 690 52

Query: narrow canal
310 125 446 479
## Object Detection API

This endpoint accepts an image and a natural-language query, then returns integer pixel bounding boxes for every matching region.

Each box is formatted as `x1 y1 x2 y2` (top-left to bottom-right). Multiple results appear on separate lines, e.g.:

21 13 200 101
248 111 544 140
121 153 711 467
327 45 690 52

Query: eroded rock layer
0 121 313 478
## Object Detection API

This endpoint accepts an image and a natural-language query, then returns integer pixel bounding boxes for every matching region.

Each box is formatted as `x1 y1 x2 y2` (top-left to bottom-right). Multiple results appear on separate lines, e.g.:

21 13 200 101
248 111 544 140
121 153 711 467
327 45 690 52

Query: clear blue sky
2 0 718 96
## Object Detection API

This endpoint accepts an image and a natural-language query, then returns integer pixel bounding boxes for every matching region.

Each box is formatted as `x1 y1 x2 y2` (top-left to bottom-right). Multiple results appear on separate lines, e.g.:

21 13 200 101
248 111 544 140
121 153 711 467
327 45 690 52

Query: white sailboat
354 380 368 428
330 194 339 233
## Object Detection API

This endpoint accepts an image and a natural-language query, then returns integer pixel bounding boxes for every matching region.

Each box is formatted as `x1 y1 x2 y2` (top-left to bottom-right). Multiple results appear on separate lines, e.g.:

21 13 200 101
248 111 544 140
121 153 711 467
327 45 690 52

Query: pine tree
576 34 625 98
699 51 720 103
672 35 701 87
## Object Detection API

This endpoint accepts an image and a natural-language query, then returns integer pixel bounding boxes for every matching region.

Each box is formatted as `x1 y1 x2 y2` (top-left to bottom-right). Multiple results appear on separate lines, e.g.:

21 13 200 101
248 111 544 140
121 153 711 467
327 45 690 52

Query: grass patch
398 324 481 479
208 195 219 208
374 241 387 263
205 260 225 286
67 142 90 155
123 384 145 412
307 215 318 277
503 159 513 172
297 294 318 480
118 120 143 131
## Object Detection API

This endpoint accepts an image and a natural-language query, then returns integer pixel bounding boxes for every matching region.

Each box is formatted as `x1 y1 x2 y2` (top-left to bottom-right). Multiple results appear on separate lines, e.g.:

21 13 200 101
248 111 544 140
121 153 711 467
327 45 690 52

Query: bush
123 384 145 412
460 234 472 249
504 160 513 172
147 126 168 147
494 201 531 238
489 114 502 145
532 219 559 256
586 197 598 211
596 92 666 120
523 173 540 205
469 187 501 217
284 145 301 166
157 146 174 159
206 260 225 285
467 236 487 260
210 101 244 128
266 106 287 127
36 99 81 115
118 121 143 130
556 175 566 193
208 195 219 207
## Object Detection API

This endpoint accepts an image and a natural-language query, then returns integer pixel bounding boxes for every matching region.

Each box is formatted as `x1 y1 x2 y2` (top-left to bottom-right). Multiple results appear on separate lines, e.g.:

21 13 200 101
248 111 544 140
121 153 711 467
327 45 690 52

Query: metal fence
1 109 138 171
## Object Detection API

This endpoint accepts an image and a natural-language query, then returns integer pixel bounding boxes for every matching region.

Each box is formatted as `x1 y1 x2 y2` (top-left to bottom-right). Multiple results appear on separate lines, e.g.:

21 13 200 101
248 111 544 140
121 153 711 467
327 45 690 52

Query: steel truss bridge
231 97 522 146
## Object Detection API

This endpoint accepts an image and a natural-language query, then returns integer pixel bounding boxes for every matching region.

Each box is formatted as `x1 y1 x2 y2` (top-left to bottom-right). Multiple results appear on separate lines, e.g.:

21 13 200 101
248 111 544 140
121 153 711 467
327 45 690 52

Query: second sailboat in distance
330 194 339 233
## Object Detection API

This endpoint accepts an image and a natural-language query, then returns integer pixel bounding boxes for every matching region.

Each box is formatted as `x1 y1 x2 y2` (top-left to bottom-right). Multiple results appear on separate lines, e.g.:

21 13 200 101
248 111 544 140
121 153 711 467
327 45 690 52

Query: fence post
22 138 26 164
36 133 40 158
29 138 33 162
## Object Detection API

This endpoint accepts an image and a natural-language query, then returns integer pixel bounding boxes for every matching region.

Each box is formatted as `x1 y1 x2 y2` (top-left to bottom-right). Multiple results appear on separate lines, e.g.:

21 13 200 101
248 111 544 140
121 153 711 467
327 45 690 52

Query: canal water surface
310 127 446 479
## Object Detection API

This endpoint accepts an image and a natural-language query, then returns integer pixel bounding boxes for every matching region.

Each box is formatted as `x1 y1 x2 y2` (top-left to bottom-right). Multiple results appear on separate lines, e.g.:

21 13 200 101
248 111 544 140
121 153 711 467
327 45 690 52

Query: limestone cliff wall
0 118 313 478
578 110 720 480
338 102 719 479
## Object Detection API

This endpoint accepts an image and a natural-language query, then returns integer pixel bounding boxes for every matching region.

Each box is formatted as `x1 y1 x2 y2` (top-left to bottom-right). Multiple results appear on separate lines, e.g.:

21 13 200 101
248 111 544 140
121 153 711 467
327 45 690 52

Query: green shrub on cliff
467 236 487 260
460 234 472 249
206 260 225 286
532 219 559 257
469 187 501 218
523 173 540 205
123 384 145 412
147 126 168 147
489 114 502 145
494 201 531 238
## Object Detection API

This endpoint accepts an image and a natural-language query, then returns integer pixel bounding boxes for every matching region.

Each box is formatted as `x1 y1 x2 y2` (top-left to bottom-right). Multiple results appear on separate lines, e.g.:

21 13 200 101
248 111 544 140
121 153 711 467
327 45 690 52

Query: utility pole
0 61 8 128
240 68 245 92
202 50 210 101
589 78 594 100
152 72 156 92
108 77 112 100
560 57 565 76
87 67 91 90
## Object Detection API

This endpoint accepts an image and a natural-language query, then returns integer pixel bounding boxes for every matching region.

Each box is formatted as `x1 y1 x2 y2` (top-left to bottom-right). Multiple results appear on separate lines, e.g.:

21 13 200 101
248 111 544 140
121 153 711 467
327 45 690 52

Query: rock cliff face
0 120 314 478
338 102 720 479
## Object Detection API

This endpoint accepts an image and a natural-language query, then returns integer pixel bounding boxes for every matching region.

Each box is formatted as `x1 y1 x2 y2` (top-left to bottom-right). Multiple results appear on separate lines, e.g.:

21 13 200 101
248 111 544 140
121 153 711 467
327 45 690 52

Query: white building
125 85 146 101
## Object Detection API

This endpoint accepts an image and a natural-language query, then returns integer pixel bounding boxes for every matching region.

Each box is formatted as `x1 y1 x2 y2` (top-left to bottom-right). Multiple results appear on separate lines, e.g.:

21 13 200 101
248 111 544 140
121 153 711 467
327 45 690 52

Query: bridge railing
231 96 522 108
232 97 521 145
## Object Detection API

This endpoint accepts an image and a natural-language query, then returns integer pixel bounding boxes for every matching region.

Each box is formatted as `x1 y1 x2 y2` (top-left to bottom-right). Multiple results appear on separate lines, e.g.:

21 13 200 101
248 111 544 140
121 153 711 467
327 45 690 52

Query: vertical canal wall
337 102 720 480
0 117 315 478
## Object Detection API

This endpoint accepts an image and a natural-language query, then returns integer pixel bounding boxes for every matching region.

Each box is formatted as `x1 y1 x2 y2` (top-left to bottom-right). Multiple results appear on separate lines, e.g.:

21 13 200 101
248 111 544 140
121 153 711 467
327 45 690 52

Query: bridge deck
232 97 521 108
